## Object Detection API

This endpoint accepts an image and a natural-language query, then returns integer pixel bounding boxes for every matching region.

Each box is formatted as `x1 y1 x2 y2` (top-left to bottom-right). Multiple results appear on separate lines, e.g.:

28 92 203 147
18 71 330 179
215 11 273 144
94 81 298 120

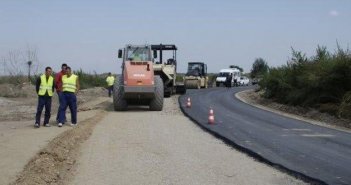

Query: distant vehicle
239 76 250 86
216 68 241 87
184 62 208 89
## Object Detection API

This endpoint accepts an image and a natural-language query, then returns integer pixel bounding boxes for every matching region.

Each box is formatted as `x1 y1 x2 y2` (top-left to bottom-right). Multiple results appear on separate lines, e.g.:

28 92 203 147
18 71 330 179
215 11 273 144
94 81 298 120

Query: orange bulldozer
113 44 163 111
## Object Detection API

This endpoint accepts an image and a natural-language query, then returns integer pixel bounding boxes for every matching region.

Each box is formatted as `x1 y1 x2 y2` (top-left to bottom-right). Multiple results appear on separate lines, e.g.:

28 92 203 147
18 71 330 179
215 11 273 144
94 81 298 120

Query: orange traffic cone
186 97 191 108
208 108 215 124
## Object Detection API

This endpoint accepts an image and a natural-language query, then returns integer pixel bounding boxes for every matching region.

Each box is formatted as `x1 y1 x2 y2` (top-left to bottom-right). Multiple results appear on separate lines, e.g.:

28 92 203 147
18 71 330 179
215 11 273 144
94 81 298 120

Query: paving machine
184 62 208 89
114 44 163 111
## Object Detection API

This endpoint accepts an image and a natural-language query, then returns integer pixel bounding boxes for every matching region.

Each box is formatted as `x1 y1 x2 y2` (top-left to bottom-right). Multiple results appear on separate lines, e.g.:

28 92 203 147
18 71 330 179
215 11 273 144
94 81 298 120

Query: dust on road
71 96 305 185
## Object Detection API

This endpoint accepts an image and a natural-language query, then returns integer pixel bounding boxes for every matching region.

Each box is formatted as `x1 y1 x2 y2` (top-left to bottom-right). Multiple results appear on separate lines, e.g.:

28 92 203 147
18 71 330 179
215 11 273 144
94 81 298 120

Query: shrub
260 45 351 118
74 69 109 89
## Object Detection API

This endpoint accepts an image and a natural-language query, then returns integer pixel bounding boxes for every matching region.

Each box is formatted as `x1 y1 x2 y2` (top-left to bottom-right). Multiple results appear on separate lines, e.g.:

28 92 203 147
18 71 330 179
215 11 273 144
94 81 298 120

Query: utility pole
27 61 32 82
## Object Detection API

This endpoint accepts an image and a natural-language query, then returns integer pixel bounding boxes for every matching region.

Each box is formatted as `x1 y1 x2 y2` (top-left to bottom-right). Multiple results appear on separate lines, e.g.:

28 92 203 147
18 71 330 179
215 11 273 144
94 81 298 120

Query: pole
27 61 32 82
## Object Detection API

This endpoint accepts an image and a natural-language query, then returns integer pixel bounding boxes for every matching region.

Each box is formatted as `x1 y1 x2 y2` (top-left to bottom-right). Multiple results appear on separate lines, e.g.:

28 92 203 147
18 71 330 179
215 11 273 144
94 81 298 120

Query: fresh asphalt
179 87 351 185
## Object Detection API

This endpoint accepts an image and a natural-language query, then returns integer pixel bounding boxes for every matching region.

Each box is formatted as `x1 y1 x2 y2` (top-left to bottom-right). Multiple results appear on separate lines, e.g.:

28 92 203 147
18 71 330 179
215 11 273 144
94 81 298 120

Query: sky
0 0 350 74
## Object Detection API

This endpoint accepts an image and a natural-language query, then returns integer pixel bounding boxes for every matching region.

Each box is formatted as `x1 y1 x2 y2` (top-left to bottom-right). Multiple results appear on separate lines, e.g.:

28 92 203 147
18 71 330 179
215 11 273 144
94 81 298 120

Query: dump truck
184 62 208 89
151 44 185 96
113 44 163 111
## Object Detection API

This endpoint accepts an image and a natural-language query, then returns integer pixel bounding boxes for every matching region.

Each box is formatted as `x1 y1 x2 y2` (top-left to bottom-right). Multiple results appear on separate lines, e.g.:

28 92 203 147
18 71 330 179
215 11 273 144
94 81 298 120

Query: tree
251 58 269 78
229 65 243 72
1 47 40 84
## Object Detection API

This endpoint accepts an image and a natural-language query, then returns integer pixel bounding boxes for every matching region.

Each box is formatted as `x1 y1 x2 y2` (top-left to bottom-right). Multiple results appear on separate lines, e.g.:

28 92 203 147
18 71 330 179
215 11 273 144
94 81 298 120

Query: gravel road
71 96 305 185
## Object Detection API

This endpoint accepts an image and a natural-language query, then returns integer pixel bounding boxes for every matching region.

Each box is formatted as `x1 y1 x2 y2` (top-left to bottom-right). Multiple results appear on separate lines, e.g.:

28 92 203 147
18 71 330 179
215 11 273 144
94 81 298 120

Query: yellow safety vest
106 76 115 86
62 74 77 93
38 74 54 96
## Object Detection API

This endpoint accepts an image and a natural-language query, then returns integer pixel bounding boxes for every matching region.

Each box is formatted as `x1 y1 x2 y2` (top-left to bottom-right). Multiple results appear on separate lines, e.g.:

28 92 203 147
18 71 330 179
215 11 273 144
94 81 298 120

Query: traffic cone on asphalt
208 108 215 125
186 97 191 108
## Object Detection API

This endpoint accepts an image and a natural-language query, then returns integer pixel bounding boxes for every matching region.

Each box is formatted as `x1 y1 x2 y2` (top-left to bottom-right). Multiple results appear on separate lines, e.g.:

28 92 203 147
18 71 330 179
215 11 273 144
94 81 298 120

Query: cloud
329 10 339 17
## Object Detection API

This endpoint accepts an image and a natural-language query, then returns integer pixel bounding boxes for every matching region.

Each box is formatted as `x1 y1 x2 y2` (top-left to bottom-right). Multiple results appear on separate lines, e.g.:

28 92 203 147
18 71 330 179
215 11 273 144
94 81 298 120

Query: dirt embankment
237 89 351 130
0 83 111 185
10 110 107 185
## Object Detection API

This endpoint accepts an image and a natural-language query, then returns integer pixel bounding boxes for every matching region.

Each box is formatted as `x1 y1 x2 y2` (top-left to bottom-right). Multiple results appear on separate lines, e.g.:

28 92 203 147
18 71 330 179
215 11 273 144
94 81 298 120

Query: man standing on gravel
58 66 80 127
55 63 67 124
105 72 115 97
35 67 55 128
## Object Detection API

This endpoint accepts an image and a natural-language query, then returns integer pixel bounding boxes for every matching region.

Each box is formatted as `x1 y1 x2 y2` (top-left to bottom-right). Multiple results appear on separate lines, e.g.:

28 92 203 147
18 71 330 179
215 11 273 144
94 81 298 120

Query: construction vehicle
151 44 185 96
113 44 163 111
184 62 208 89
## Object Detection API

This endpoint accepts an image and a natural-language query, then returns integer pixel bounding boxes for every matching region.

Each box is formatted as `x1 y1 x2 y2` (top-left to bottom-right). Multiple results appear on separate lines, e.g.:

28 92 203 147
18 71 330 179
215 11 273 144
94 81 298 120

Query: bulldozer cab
151 44 177 66
150 44 180 97
119 45 153 62
186 62 207 77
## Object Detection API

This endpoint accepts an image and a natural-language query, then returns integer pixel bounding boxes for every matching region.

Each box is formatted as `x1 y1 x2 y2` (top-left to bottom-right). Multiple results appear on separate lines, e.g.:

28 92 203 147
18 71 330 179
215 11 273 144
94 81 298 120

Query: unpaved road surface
0 110 101 185
0 85 109 185
71 96 305 185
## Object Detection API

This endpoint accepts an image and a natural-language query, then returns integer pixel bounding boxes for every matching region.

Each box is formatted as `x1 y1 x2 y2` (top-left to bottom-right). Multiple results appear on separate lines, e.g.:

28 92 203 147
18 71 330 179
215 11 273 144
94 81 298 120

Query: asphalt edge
178 95 327 185
235 89 351 134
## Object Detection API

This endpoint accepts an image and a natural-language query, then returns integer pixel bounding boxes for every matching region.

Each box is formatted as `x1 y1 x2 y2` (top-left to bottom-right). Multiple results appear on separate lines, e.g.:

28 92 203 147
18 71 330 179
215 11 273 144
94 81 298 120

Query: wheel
150 76 164 111
113 76 128 111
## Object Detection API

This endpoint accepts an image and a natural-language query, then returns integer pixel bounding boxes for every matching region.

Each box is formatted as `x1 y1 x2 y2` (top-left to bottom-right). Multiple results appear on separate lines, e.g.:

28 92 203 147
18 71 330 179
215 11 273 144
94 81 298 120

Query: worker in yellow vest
106 72 115 97
35 67 55 128
58 66 80 127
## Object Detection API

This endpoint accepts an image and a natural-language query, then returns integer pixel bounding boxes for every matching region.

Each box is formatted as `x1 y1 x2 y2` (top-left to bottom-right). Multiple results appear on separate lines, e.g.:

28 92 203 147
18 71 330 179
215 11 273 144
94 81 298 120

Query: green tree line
258 46 351 119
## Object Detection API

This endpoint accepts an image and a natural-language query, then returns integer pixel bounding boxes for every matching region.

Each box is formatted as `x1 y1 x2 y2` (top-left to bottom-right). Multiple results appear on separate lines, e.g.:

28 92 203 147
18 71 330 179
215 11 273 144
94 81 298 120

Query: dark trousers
108 85 113 97
59 92 77 124
35 96 52 125
56 91 66 122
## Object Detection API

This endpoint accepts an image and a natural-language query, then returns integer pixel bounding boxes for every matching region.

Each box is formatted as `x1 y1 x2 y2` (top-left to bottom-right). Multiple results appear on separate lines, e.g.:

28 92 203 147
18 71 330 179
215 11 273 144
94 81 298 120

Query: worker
106 72 115 97
58 66 80 127
225 74 232 88
55 63 67 124
132 53 142 61
34 67 55 128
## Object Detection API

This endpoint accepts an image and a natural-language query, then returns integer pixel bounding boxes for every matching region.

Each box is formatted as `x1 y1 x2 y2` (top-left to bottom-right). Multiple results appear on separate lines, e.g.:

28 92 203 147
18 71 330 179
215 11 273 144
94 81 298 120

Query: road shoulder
236 89 351 133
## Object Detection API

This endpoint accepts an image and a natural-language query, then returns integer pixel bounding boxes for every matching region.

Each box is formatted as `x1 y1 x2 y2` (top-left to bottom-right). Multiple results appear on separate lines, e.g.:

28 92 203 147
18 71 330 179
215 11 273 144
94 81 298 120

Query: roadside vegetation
0 71 109 89
74 69 109 89
251 58 269 79
258 46 351 119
